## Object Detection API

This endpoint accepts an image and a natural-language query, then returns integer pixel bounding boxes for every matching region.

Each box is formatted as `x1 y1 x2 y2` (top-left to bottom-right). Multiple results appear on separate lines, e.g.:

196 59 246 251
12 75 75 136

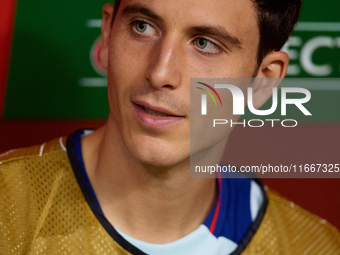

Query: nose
145 37 182 90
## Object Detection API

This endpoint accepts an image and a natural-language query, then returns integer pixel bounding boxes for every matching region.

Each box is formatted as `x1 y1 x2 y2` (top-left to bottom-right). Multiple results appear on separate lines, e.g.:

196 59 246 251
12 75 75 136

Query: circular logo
90 36 107 76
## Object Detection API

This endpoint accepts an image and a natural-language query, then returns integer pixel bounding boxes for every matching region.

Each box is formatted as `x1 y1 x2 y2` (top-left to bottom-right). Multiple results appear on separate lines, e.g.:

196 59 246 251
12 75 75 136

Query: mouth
133 101 185 128
133 101 183 118
140 105 175 117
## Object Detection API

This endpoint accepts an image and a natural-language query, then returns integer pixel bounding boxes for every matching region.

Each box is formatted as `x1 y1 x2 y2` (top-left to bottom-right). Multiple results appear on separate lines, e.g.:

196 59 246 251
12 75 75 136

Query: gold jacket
0 137 339 254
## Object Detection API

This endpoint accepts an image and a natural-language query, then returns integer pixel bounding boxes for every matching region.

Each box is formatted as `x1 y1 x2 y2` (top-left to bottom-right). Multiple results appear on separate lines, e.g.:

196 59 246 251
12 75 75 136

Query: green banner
5 0 110 119
4 0 340 121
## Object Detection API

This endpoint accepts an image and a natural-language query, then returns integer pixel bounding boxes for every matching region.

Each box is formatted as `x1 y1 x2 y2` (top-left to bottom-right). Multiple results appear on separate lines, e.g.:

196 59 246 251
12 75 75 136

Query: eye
194 38 222 55
133 20 157 35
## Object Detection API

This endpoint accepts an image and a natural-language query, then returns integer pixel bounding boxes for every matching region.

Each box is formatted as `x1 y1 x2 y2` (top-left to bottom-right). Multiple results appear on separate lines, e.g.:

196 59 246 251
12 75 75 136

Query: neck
82 122 217 244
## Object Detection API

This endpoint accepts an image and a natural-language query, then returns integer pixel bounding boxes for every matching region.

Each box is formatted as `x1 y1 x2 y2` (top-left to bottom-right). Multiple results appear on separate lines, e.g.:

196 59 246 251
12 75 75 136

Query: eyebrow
191 26 242 49
121 4 242 49
121 4 162 22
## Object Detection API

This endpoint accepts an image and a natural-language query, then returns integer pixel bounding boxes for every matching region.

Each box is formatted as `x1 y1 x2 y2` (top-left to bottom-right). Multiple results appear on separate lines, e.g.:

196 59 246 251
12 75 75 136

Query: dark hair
110 0 121 27
251 0 301 74
110 0 301 73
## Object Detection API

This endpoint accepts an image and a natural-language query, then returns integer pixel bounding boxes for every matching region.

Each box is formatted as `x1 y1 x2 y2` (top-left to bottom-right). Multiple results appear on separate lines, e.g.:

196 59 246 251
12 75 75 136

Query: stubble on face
103 0 259 168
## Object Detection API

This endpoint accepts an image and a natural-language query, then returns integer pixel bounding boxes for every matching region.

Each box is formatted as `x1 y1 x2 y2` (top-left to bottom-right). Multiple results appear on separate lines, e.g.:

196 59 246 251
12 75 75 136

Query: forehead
118 0 259 48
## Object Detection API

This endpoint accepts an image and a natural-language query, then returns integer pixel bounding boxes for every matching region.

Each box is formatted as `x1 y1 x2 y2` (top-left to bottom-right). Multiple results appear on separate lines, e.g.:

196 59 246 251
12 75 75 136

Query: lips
133 101 185 128
134 100 183 117
142 106 171 117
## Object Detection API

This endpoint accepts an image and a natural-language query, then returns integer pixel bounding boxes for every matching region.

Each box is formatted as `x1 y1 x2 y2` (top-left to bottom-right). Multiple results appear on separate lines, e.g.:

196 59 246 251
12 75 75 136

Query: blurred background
1 0 339 229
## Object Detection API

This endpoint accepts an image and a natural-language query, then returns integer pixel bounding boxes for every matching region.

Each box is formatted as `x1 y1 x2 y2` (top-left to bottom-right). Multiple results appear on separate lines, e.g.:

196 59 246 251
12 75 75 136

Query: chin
127 138 189 169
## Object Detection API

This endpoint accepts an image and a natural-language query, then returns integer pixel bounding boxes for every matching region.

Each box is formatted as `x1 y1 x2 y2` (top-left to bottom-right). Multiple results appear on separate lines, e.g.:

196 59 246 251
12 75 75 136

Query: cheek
106 36 146 102
109 38 141 81
190 78 251 157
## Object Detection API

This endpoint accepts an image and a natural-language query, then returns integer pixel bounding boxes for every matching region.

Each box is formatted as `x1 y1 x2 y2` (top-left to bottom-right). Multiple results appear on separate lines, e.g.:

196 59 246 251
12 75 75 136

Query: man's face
103 0 259 167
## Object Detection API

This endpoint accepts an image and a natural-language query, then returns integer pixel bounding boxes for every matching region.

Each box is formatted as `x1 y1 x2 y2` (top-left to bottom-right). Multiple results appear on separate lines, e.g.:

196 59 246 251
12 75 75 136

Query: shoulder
242 188 340 254
0 135 110 254
0 136 68 167
0 136 70 201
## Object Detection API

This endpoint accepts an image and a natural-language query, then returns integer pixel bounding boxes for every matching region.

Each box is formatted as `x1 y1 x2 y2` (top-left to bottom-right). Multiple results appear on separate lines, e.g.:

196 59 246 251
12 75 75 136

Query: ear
100 3 115 70
251 51 289 109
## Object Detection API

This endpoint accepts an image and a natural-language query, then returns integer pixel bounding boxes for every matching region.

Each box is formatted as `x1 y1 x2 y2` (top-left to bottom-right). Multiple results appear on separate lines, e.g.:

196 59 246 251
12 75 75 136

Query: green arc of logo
196 87 217 106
